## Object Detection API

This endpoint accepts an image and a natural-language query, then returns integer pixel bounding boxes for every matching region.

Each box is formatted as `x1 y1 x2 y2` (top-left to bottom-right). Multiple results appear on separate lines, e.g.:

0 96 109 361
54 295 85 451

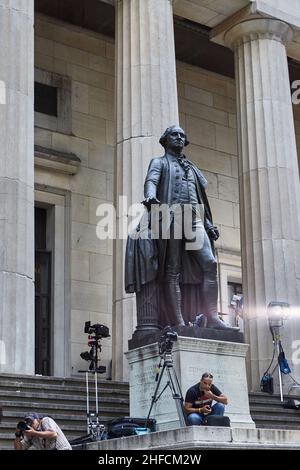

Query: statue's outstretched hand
207 226 220 241
142 197 161 210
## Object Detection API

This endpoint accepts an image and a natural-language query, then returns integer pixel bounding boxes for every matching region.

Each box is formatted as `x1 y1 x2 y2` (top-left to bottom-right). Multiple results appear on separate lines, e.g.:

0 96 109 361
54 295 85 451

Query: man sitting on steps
184 372 228 426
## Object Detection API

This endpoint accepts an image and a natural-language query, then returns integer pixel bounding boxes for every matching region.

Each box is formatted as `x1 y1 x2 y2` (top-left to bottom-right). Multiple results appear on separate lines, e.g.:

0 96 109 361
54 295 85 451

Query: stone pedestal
126 336 255 430
77 426 300 450
113 0 179 380
0 1 34 374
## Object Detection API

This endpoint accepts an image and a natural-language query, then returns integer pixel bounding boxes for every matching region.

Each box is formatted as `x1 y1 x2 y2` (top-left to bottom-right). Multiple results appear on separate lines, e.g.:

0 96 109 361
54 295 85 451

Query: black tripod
146 349 187 428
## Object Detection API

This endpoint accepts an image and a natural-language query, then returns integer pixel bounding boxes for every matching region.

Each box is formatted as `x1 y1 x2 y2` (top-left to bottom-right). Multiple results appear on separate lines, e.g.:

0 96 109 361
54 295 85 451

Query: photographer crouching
14 412 72 450
184 372 228 425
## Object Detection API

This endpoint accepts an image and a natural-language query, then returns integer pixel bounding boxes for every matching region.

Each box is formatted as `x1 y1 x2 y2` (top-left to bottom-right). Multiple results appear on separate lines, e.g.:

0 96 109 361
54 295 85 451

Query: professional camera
158 327 178 355
84 321 110 338
80 321 110 373
16 421 31 437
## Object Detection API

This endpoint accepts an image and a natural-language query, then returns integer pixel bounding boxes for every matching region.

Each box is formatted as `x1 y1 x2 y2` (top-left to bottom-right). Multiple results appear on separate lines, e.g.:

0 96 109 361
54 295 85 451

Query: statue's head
159 125 190 151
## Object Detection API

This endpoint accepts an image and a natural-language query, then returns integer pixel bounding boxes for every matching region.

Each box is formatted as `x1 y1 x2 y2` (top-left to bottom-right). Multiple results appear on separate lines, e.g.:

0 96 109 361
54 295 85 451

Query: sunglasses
201 373 213 379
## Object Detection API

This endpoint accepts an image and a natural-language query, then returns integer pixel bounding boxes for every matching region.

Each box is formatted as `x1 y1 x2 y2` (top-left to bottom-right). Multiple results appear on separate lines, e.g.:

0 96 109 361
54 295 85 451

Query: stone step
251 414 300 425
0 400 127 416
249 391 300 401
0 380 129 397
250 404 300 415
0 373 130 451
255 423 300 430
0 421 86 432
2 410 124 426
0 389 129 406
0 372 129 389
248 391 300 429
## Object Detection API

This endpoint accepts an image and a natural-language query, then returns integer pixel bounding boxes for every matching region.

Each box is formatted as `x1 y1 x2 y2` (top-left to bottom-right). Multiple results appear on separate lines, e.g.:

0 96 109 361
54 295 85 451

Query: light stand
146 344 187 428
267 301 290 403
270 325 284 402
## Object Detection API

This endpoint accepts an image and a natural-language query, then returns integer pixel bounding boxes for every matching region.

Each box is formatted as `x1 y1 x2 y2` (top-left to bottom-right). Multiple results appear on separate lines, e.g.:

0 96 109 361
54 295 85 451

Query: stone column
113 0 179 380
0 2 35 374
224 18 300 389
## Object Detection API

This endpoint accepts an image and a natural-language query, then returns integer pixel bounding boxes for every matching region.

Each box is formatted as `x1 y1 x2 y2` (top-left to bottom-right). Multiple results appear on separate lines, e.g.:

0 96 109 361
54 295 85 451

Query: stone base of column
126 336 255 430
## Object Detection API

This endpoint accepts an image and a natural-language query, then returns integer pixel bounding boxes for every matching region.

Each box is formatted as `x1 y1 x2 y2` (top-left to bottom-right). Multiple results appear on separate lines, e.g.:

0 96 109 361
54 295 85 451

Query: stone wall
34 14 115 376
33 14 300 376
177 61 240 254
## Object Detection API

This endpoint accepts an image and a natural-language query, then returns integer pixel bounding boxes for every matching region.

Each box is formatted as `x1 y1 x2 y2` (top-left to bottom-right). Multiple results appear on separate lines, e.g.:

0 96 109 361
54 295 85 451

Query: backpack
260 373 274 394
283 399 300 410
204 415 231 427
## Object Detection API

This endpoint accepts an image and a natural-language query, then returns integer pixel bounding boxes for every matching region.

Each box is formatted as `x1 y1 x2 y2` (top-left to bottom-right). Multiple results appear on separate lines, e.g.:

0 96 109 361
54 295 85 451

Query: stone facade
0 1 299 393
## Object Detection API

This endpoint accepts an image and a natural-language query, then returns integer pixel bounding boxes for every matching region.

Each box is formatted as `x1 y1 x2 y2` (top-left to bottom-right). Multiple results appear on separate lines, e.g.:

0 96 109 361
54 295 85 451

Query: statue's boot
165 273 185 326
203 262 239 331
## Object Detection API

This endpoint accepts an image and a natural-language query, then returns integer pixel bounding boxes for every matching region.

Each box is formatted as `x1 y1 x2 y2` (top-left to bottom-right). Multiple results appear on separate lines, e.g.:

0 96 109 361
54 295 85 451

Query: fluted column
0 1 35 374
225 18 300 389
113 0 179 379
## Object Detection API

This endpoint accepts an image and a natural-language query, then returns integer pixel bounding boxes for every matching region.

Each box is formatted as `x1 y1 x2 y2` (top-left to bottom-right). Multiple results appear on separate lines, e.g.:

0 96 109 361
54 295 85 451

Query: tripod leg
146 363 167 422
166 367 186 427
86 372 90 435
276 340 284 402
95 372 99 417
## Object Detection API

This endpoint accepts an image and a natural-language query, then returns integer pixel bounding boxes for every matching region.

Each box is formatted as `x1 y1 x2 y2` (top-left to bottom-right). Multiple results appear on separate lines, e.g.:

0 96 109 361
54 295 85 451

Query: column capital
211 4 294 50
224 18 293 49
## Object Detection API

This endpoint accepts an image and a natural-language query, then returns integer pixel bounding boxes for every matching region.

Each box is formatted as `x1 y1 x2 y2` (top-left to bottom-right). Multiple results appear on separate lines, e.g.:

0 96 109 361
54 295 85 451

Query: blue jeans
187 403 225 426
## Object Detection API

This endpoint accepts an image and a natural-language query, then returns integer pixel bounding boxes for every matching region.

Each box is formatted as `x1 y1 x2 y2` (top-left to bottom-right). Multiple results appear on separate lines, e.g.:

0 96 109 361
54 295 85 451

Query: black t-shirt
185 382 222 409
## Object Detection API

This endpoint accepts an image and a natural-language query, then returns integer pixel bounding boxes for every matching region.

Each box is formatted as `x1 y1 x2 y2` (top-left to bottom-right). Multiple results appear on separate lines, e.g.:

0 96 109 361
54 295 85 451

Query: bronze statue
125 125 237 331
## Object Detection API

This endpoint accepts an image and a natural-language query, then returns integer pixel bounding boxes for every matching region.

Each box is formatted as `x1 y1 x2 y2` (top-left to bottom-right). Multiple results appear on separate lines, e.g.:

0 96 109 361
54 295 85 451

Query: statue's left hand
207 226 220 241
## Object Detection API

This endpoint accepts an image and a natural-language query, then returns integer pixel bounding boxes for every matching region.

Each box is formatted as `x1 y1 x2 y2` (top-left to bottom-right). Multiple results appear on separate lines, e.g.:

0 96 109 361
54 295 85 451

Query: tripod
70 370 106 446
146 350 187 428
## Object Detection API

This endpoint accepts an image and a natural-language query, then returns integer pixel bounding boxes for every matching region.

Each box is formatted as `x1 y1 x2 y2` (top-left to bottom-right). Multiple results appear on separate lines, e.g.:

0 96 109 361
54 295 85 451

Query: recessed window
34 68 72 134
35 82 58 117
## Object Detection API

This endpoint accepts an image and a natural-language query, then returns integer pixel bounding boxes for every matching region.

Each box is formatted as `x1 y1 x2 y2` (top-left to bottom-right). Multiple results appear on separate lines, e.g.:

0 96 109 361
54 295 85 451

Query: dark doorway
35 207 52 375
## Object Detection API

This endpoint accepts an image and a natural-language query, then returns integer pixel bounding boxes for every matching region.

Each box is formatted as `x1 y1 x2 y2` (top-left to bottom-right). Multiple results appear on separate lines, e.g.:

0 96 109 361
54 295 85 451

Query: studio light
265 301 290 402
267 301 290 328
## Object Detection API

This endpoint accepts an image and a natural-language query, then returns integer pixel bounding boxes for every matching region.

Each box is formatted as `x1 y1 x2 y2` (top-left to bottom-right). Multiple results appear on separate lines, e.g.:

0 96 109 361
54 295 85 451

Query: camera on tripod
146 327 187 428
158 327 178 356
84 321 110 338
80 321 110 373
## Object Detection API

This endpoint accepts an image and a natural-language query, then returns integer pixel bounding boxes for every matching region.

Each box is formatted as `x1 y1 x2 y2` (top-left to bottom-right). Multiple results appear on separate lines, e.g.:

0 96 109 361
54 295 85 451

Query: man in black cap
14 412 72 450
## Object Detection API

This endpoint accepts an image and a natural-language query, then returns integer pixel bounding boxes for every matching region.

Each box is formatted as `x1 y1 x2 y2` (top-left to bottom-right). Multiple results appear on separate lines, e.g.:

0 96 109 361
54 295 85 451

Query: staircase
2 375 300 450
0 373 129 450
249 391 300 430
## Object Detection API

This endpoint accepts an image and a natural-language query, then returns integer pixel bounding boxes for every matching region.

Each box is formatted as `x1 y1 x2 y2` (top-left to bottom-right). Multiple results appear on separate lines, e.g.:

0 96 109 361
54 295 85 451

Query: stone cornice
34 145 81 175
126 336 249 364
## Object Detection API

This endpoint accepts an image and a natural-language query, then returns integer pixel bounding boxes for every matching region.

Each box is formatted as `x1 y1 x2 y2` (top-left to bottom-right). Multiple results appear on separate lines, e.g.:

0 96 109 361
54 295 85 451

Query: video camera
80 321 110 373
84 321 110 338
158 327 178 355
